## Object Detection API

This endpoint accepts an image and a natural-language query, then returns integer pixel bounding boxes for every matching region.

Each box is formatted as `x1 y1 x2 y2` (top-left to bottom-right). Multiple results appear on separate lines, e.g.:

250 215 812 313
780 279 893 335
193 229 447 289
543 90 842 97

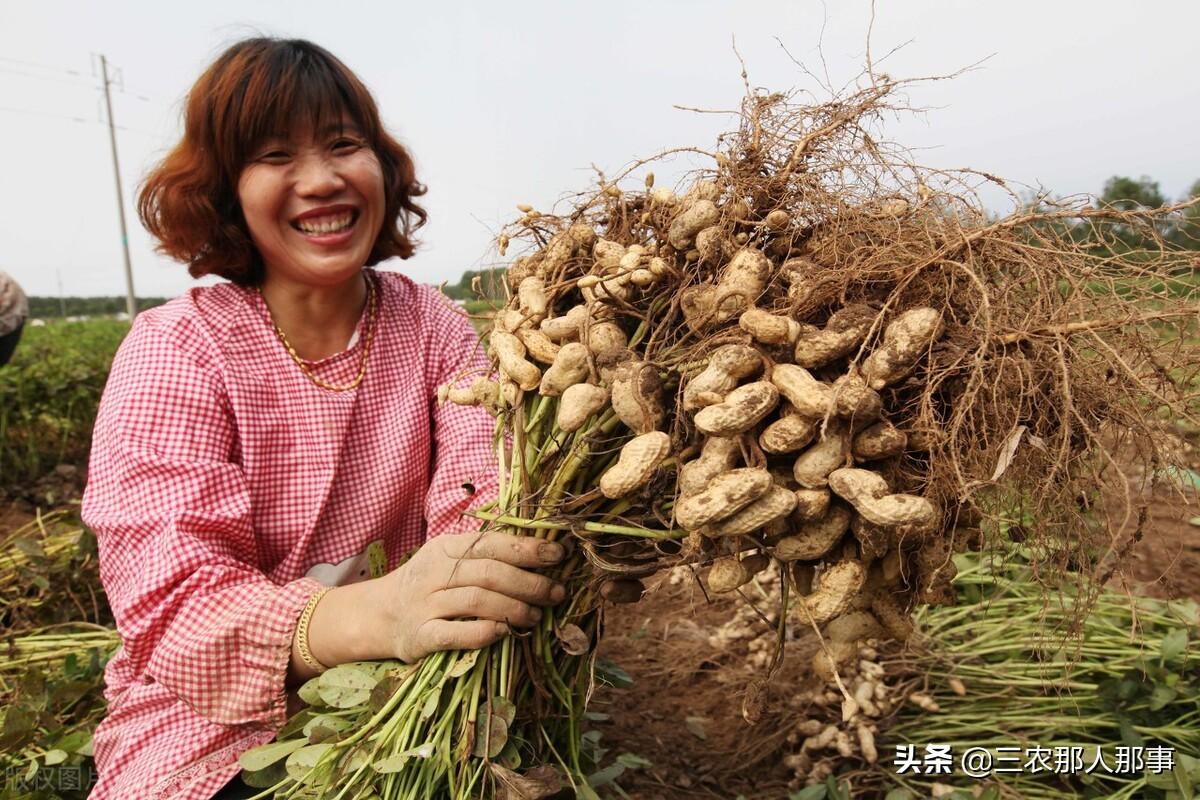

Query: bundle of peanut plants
239 76 1200 798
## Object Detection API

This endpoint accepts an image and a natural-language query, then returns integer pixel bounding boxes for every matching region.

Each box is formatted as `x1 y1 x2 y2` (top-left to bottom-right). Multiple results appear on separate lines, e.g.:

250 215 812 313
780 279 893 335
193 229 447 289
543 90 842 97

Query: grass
0 319 129 486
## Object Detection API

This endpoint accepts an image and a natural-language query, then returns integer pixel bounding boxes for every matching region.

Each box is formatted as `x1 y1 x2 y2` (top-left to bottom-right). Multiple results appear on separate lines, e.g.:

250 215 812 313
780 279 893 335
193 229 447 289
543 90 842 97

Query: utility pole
56 268 66 318
99 55 137 321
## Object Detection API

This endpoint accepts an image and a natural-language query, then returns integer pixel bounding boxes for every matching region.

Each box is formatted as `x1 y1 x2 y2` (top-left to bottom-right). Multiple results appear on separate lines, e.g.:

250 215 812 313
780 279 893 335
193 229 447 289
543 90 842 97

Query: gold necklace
259 276 377 392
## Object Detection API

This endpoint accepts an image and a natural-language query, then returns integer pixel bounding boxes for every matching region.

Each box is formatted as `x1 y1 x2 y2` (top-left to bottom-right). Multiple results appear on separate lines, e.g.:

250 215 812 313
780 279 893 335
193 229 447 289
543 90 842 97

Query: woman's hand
374 532 566 663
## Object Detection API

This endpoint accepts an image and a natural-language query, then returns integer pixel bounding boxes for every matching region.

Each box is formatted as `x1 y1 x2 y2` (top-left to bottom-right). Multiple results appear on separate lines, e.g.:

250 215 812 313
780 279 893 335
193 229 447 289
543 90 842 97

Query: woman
82 38 562 800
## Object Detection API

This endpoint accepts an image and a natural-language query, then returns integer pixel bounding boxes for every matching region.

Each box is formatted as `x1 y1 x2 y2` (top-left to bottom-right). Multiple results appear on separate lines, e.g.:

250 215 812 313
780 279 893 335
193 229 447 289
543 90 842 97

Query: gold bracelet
296 587 333 674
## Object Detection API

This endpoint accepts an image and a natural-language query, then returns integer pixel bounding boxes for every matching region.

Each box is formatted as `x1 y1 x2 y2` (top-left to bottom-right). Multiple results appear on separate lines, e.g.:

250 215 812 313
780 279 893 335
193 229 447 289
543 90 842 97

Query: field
0 315 1198 799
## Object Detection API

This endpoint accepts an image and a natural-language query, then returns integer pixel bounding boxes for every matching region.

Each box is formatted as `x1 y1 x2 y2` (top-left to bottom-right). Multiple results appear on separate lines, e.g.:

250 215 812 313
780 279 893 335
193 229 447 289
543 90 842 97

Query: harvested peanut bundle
252 74 1198 800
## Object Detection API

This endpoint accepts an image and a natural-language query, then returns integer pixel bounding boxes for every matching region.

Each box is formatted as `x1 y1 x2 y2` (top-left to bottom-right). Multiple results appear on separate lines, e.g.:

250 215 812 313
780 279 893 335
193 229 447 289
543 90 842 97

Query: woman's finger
440 558 565 606
430 586 543 628
413 618 509 657
439 531 563 568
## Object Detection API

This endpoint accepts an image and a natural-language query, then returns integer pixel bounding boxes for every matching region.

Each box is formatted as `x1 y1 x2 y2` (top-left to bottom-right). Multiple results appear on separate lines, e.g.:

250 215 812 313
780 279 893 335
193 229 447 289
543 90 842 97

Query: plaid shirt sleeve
418 288 501 537
83 312 324 729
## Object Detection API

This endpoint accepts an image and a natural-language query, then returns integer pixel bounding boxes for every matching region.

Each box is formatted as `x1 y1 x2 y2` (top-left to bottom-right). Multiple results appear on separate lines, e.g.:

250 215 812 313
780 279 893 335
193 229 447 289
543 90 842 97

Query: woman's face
236 115 385 290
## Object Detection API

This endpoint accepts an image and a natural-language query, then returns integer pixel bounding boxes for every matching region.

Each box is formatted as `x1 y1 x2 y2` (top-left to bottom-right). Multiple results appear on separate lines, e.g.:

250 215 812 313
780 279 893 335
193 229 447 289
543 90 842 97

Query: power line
0 60 159 104
0 54 87 78
0 104 168 139
0 64 94 89
0 105 90 124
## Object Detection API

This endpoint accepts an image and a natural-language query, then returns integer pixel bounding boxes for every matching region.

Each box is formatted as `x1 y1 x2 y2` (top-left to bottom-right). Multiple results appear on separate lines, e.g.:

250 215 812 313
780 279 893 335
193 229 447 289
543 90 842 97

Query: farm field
1 315 1198 799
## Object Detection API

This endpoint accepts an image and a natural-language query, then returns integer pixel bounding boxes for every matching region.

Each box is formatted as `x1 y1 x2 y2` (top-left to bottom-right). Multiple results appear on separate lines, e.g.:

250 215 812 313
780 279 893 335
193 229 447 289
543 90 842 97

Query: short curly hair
138 38 427 285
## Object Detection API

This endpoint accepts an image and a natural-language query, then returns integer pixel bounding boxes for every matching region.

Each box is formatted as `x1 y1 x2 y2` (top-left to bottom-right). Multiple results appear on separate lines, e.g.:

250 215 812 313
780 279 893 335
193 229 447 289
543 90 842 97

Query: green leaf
55 730 92 755
302 714 353 742
491 696 517 727
789 786 827 800
496 740 522 770
616 753 652 769
370 673 405 711
575 783 603 800
239 738 307 772
447 649 480 678
43 749 68 766
297 677 324 707
471 713 508 758
1149 684 1178 711
373 743 435 773
420 690 440 720
317 665 378 709
824 776 850 800
1161 628 1189 662
278 709 317 741
883 790 915 800
1179 752 1200 785
587 762 626 788
594 657 634 689
240 761 288 788
285 742 334 782
1118 718 1145 747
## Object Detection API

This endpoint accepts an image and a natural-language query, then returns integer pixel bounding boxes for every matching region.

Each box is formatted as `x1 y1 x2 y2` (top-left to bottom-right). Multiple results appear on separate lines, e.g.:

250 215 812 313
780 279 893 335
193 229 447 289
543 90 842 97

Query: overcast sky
2 1 1197 298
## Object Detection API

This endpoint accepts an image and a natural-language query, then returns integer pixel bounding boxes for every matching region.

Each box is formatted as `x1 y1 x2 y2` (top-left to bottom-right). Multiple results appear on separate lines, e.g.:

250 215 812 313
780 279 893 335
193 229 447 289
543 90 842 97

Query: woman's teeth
297 213 354 234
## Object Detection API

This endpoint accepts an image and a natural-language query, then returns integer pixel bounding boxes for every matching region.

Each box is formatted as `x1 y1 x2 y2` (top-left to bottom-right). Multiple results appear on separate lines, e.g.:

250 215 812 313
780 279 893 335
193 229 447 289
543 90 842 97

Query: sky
1 1 1197 298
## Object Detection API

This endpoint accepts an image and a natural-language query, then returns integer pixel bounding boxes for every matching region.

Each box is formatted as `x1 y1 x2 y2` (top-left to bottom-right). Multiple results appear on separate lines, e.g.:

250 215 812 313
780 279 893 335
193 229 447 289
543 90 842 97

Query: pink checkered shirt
81 270 498 799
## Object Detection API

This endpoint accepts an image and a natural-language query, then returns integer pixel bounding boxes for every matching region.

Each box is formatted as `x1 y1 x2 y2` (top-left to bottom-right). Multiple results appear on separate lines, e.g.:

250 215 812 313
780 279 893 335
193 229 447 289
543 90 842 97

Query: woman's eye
258 150 291 163
332 138 362 153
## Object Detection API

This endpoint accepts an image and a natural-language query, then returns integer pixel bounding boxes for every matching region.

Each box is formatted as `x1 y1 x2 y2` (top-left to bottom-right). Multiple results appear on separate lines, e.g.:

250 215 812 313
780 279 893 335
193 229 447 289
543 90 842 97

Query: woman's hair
139 37 427 284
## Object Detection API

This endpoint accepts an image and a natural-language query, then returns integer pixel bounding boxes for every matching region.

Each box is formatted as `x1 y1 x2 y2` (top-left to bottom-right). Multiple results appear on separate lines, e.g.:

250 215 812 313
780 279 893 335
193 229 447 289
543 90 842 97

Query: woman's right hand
371 531 567 663
294 532 566 682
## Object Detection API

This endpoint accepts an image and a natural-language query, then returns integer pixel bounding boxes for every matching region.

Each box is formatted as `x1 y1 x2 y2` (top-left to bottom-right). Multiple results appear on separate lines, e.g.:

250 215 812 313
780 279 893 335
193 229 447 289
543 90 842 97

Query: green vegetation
0 320 128 487
884 549 1200 799
26 297 167 319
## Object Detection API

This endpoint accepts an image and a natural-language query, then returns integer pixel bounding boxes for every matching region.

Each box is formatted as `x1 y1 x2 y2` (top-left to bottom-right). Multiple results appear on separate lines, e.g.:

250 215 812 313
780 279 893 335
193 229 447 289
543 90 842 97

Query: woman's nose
294 152 345 196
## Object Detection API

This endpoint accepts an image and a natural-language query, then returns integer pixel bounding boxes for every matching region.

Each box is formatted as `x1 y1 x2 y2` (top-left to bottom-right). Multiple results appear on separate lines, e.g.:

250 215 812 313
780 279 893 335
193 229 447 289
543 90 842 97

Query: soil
592 457 1200 799
593 570 815 799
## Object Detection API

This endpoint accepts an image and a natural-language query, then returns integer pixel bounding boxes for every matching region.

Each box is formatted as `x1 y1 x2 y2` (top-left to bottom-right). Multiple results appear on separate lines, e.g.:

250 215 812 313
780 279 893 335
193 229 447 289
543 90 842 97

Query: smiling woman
81 38 565 800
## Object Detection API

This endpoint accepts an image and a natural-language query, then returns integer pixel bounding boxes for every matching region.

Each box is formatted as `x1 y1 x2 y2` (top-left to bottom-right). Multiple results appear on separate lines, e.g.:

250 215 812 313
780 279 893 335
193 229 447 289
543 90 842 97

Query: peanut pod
773 505 852 562
792 424 849 488
693 381 779 436
792 304 875 368
707 553 771 593
852 421 907 461
678 436 741 496
610 360 665 434
557 383 609 433
488 330 541 391
539 342 591 396
683 344 761 412
701 485 797 538
740 308 800 346
827 468 937 531
599 431 670 499
674 467 772 530
861 307 944 390
799 559 866 626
